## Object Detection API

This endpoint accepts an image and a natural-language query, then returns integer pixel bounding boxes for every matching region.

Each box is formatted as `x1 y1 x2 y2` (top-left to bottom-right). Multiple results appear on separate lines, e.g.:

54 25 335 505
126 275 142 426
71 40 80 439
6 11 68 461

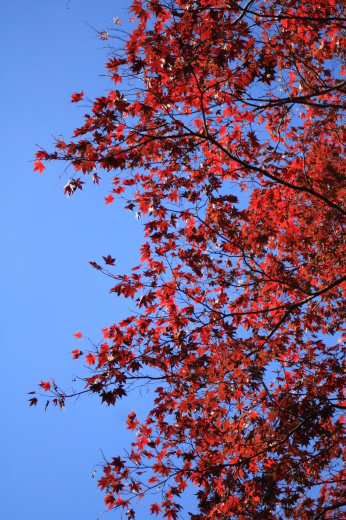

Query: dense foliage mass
31 1 346 518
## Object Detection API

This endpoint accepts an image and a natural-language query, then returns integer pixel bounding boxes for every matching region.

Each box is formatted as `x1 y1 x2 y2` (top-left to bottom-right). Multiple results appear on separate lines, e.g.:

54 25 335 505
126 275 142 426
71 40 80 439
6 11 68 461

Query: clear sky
0 1 166 519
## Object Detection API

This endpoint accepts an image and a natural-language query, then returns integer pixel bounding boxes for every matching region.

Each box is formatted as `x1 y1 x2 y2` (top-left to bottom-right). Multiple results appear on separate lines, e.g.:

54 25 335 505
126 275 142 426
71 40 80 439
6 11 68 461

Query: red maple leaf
74 178 85 190
150 503 161 515
88 261 102 271
99 31 109 41
71 349 83 359
104 194 114 205
102 255 116 265
35 150 49 160
73 331 82 339
33 160 45 174
92 173 100 184
85 353 96 366
126 411 139 431
40 381 51 392
71 91 84 103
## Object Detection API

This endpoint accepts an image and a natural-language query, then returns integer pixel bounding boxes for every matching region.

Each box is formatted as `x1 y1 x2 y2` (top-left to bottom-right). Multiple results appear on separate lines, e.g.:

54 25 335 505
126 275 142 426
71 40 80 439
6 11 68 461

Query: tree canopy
31 1 346 519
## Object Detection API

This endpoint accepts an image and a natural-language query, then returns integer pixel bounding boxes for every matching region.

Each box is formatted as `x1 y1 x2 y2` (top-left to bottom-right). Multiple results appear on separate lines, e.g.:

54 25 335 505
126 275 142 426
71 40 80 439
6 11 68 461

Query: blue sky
0 1 163 519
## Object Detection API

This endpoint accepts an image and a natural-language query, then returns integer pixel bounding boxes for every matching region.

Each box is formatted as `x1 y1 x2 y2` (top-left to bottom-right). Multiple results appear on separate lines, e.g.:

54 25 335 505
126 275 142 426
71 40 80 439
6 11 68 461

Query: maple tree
31 0 346 519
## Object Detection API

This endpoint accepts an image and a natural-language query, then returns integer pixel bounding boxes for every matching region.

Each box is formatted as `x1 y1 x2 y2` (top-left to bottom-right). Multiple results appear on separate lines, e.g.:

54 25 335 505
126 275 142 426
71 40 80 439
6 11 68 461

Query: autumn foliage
31 1 346 519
